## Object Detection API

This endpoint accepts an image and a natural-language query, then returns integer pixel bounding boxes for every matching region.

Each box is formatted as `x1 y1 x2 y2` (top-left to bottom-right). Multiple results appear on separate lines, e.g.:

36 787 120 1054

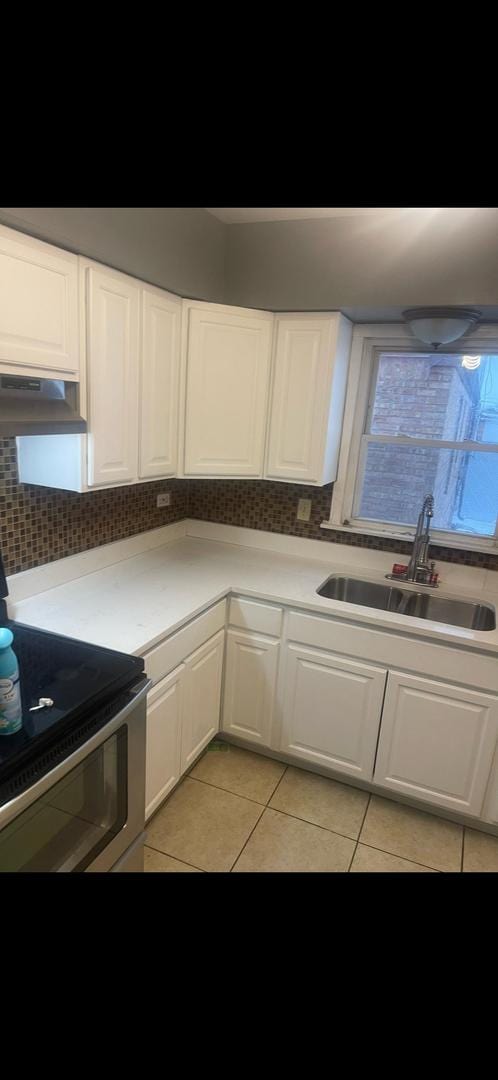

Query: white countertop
9 527 498 658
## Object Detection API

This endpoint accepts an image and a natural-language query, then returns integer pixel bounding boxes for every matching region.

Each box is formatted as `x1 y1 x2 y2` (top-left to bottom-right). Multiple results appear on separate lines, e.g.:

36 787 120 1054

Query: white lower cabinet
374 672 498 816
280 643 387 779
483 743 498 824
145 665 183 821
181 629 225 773
223 629 279 746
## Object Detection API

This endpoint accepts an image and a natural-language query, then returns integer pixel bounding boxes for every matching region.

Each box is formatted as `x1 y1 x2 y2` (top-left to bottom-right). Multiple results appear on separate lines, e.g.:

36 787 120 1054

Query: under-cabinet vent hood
0 375 86 435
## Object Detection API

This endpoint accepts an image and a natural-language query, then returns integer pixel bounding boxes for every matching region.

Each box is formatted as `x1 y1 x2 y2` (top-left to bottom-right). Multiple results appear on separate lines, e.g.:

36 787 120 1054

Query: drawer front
229 596 282 637
143 600 226 685
286 610 498 694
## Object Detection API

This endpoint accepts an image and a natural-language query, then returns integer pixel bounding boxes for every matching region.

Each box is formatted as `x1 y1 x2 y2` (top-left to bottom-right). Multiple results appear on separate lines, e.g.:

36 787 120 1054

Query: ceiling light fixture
402 307 481 349
461 355 482 370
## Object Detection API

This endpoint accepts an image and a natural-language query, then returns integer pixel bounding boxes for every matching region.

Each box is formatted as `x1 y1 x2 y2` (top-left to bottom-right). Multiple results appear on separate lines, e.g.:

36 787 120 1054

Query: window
327 326 498 549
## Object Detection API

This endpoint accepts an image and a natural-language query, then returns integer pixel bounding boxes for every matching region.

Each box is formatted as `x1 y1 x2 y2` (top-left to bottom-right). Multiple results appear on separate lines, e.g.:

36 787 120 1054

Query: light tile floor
144 741 498 873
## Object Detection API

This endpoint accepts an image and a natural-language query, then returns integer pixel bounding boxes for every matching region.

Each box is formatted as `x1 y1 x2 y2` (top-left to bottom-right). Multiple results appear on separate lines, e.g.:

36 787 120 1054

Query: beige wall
0 207 226 303
224 208 498 315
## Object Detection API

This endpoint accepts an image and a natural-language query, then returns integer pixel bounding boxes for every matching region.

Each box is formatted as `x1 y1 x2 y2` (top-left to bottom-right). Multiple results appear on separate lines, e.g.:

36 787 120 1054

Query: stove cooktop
0 619 144 784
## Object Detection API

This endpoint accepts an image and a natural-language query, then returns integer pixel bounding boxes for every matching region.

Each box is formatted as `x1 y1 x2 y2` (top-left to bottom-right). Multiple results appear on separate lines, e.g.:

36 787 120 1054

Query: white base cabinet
181 629 225 773
223 629 279 746
373 672 498 816
280 643 387 780
145 664 183 821
145 628 224 820
142 598 498 832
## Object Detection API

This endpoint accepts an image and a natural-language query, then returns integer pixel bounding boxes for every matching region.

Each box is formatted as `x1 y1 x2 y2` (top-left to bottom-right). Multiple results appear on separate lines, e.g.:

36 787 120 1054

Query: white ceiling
206 207 396 224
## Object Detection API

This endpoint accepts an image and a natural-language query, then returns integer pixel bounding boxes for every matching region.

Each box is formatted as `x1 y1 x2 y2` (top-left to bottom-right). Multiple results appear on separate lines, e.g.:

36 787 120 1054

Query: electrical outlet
297 498 311 522
156 493 171 508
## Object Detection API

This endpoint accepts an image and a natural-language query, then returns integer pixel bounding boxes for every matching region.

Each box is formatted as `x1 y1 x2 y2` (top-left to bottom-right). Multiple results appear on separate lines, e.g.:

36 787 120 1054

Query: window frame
324 323 498 551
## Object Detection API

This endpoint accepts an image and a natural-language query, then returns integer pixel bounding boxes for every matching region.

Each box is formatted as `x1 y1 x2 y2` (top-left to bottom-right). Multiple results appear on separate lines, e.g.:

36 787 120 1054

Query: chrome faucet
386 494 439 588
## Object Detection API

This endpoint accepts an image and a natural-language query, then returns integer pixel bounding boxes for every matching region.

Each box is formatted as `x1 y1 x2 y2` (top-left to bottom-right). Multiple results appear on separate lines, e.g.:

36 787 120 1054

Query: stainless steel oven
0 676 149 872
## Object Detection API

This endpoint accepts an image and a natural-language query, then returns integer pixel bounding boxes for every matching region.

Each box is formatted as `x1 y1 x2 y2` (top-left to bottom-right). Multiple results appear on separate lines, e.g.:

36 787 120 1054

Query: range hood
0 374 87 436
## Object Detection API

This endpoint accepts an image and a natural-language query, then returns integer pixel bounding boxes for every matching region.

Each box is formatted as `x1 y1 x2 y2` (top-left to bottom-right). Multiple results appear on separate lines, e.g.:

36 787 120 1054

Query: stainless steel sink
316 575 496 631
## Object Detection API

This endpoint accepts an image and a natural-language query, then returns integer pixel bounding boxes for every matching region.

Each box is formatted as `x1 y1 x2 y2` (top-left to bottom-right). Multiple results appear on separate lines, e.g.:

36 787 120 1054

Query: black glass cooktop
0 619 144 784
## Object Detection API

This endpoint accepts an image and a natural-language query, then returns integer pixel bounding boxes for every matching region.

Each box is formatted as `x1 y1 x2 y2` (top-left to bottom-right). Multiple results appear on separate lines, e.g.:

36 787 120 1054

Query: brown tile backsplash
1 439 497 577
0 438 189 576
187 480 498 572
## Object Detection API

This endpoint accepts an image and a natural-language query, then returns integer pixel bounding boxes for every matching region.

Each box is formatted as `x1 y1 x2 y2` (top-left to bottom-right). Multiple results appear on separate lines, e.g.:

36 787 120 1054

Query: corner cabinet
0 223 79 379
222 629 280 746
373 672 498 817
182 302 273 477
264 313 352 485
17 262 182 492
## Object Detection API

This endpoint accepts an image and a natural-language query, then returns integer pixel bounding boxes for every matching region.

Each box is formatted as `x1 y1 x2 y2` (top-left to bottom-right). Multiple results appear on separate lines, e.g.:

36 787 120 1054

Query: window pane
357 442 498 536
369 353 498 444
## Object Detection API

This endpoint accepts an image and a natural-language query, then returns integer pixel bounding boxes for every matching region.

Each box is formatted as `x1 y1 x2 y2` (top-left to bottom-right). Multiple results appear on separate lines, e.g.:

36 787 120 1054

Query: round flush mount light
461 354 482 370
402 307 481 349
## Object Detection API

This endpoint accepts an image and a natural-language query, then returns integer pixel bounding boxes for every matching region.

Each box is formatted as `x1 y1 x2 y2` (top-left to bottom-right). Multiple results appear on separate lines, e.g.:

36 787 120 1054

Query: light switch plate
156 493 171 507
297 498 311 522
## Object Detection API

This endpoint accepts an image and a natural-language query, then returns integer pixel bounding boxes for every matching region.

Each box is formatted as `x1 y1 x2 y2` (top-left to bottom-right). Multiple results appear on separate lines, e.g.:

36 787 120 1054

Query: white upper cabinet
265 313 352 485
374 672 498 816
183 302 273 476
86 264 140 487
139 287 181 479
0 223 79 379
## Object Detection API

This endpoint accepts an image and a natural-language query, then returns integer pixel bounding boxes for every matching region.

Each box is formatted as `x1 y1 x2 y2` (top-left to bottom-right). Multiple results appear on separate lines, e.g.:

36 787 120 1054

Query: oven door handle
0 677 151 830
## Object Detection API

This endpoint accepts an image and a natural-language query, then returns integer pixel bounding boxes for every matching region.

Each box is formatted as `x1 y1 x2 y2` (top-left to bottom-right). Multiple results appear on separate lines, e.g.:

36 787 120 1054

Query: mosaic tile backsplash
1 439 497 577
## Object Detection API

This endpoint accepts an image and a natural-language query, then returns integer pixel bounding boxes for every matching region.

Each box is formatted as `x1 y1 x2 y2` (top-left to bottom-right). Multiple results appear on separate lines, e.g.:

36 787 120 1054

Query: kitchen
1 206 497 873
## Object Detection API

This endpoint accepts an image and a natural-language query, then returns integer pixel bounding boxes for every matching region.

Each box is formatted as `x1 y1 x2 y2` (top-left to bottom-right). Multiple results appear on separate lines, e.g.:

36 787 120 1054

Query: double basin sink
316 576 496 631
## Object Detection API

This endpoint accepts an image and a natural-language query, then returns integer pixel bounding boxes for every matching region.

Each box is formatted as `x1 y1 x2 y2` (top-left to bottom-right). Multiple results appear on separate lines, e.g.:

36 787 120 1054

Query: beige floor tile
350 844 435 873
190 743 285 804
463 829 498 872
144 847 201 873
145 777 263 872
269 766 369 839
360 796 462 872
232 808 355 872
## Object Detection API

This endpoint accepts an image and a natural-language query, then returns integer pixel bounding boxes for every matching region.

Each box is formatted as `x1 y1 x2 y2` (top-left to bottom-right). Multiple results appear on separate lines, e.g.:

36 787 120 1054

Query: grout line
186 774 273 807
228 805 266 872
265 764 288 804
461 828 466 873
356 839 443 873
143 843 206 873
264 803 363 844
348 793 372 872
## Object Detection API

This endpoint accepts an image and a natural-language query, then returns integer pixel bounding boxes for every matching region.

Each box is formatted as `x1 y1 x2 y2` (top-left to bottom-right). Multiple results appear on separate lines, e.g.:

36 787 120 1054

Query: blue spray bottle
0 627 23 735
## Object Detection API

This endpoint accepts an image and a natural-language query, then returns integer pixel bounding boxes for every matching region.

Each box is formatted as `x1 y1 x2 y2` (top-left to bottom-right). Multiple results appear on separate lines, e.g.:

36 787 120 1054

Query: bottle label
0 672 23 734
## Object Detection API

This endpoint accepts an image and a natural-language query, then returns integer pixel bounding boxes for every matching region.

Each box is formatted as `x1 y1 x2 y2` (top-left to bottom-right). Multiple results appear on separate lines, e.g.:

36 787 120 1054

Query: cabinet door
145 665 183 821
86 266 140 487
0 224 79 377
223 630 279 747
281 644 387 779
266 316 335 483
374 672 498 816
184 306 273 476
482 743 498 824
181 629 224 772
139 287 181 479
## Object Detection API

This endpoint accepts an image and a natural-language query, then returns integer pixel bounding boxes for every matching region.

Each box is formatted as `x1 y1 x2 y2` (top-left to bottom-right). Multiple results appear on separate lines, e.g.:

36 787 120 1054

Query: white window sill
320 521 498 556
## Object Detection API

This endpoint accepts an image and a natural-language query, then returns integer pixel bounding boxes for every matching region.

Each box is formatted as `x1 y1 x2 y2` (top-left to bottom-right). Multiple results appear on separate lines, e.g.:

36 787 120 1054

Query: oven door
0 678 149 872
